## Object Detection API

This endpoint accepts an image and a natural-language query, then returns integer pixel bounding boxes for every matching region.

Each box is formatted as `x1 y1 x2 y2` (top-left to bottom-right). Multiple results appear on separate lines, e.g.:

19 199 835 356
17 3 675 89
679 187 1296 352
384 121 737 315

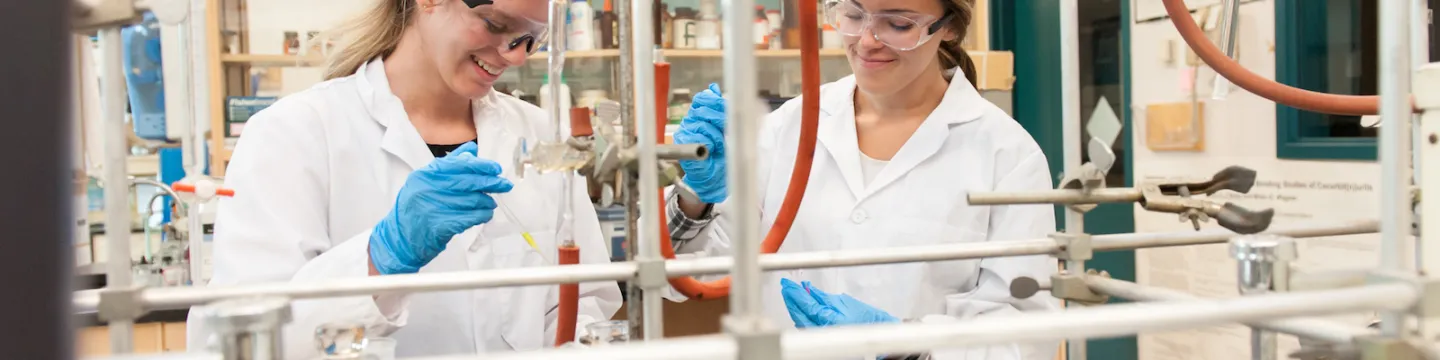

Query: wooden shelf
218 49 844 67
220 53 325 66
528 49 623 59
663 48 847 58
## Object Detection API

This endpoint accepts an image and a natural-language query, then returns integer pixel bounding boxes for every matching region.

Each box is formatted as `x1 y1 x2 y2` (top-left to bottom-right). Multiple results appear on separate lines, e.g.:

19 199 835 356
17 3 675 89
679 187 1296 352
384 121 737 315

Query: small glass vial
581 320 631 346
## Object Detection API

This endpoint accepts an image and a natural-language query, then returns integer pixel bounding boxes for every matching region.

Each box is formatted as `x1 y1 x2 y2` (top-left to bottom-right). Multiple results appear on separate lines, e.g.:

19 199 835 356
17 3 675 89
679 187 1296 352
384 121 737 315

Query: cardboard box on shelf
969 51 1015 91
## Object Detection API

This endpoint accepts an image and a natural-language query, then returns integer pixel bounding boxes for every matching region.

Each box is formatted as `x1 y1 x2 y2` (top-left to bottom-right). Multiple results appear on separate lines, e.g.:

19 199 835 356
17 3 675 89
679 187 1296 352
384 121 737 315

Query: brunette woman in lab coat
669 0 1059 359
185 0 620 358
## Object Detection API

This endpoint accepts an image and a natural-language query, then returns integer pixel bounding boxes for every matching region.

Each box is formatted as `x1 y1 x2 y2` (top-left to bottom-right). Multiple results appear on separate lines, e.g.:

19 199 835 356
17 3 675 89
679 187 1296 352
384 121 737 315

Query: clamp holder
98 284 148 323
1051 270 1111 306
1056 163 1108 213
1052 233 1093 262
1138 166 1275 234
634 257 669 291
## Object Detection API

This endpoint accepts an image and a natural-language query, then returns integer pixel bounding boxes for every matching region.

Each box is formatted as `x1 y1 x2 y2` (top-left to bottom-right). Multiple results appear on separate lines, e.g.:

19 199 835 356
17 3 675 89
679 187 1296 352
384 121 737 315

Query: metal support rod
72 221 1380 313
1412 0 1430 191
630 0 663 339
1379 0 1414 338
409 284 1419 360
653 143 707 161
1409 0 1437 343
724 0 762 320
1416 66 1440 346
967 188 1141 205
185 0 211 286
99 27 136 354
615 0 643 340
1059 1 1086 358
1083 276 1376 344
1091 220 1376 251
1287 268 1371 292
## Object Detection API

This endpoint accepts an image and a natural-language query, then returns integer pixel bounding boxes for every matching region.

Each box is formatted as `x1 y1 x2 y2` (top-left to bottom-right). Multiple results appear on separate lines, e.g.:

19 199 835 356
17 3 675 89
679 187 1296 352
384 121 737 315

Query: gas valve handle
1214 203 1274 234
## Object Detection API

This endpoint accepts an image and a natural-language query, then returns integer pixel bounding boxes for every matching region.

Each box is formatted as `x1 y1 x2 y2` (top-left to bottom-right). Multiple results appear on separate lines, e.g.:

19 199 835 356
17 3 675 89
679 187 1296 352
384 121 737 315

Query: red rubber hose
1163 0 1416 115
656 0 822 300
554 245 581 346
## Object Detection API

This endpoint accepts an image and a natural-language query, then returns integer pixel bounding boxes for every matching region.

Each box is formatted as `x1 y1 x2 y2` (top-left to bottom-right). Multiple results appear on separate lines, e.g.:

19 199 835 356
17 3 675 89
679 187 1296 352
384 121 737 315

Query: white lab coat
673 72 1060 359
185 58 621 358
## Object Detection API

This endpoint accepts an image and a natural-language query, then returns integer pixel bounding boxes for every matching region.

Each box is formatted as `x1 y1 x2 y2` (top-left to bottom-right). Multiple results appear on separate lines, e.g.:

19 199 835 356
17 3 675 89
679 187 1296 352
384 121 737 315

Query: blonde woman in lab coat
185 0 620 357
669 0 1059 358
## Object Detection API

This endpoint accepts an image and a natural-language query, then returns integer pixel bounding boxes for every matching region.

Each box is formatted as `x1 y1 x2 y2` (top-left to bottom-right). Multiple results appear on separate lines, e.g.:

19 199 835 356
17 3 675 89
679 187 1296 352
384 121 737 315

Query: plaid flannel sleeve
666 190 717 251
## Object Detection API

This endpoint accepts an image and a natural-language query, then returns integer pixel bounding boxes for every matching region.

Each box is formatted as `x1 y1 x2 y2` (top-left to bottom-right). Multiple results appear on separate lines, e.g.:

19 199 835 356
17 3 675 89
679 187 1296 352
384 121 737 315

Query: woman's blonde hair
321 0 418 80
935 0 978 87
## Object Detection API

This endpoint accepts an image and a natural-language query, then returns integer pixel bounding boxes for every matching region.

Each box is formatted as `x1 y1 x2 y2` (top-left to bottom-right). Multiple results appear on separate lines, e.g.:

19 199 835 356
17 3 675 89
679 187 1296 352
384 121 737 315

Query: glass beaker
583 320 631 346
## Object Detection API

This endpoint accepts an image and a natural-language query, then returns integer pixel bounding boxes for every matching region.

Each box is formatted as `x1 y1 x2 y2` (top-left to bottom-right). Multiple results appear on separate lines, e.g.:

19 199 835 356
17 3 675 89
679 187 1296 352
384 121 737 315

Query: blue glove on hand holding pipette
780 278 899 328
369 142 514 275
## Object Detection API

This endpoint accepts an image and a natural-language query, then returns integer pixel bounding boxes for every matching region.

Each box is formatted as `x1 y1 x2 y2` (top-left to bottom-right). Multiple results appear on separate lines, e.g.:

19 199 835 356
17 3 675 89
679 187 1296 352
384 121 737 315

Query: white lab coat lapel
815 78 866 200
359 59 435 172
858 73 987 200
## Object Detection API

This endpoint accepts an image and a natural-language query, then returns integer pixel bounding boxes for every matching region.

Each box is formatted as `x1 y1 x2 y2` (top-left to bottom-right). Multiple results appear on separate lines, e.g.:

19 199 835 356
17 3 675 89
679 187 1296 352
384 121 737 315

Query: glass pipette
495 198 550 264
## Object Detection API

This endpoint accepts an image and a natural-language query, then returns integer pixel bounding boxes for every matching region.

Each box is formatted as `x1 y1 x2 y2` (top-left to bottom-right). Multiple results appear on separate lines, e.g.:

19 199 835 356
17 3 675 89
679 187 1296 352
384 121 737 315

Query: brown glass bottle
782 0 800 49
599 0 618 49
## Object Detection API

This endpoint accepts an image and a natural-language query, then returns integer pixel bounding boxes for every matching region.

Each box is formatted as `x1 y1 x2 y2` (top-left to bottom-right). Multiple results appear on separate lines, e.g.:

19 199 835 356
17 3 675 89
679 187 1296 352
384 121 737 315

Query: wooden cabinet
76 322 187 356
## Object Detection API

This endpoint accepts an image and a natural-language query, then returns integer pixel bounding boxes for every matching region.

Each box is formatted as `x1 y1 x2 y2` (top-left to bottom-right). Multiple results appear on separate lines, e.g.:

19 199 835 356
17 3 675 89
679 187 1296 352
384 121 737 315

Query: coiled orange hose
655 0 822 300
1162 0 1416 115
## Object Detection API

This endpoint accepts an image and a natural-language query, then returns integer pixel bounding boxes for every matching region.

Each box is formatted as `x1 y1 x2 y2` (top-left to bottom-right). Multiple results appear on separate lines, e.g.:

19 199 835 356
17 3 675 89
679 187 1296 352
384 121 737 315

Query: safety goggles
464 0 549 54
823 0 955 51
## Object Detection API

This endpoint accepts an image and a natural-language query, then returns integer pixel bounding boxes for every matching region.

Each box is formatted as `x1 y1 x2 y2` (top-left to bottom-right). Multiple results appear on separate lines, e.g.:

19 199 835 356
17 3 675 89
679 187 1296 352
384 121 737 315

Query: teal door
992 1 1137 359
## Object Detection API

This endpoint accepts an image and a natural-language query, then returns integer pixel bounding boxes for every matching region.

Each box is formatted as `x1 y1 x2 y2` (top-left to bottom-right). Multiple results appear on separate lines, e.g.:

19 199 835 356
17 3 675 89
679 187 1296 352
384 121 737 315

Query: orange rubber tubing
655 0 822 300
554 245 581 346
1163 0 1416 115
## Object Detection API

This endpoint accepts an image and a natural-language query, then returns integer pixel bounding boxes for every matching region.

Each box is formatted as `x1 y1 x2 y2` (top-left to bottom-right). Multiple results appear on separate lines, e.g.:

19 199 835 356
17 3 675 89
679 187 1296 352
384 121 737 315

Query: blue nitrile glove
369 142 515 274
672 83 728 203
780 278 900 328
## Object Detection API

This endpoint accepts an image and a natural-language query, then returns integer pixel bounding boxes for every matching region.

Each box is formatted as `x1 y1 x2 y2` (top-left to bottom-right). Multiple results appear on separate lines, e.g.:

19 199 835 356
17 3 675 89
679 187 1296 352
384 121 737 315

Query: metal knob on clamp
205 296 293 360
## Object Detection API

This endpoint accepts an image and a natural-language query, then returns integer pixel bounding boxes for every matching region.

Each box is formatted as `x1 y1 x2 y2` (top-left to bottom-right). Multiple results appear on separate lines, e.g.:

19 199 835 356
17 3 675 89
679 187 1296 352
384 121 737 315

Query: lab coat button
850 210 868 223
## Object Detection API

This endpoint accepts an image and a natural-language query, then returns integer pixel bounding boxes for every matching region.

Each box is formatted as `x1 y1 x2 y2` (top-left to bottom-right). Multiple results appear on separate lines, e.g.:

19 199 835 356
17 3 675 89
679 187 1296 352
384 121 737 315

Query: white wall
1129 1 1390 359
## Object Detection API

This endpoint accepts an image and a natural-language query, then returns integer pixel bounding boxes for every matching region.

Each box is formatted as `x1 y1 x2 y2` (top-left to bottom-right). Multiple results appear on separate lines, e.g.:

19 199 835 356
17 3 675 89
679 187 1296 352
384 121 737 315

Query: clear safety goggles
464 0 549 54
823 0 955 51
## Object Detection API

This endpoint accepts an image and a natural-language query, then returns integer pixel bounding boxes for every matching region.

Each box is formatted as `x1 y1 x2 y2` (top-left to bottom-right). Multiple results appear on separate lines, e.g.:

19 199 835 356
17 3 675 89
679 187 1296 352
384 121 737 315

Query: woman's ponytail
936 0 978 88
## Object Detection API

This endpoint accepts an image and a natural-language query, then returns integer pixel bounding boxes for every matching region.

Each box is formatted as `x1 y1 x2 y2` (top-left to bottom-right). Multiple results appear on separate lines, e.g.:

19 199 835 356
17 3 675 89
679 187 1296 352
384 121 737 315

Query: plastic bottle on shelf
767 9 784 50
823 24 842 49
754 6 770 50
567 0 594 51
696 0 721 50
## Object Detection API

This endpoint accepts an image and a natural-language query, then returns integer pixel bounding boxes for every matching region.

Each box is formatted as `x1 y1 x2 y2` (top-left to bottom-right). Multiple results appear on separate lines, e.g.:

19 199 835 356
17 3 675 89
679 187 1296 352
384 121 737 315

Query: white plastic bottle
696 0 721 49
568 0 595 51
